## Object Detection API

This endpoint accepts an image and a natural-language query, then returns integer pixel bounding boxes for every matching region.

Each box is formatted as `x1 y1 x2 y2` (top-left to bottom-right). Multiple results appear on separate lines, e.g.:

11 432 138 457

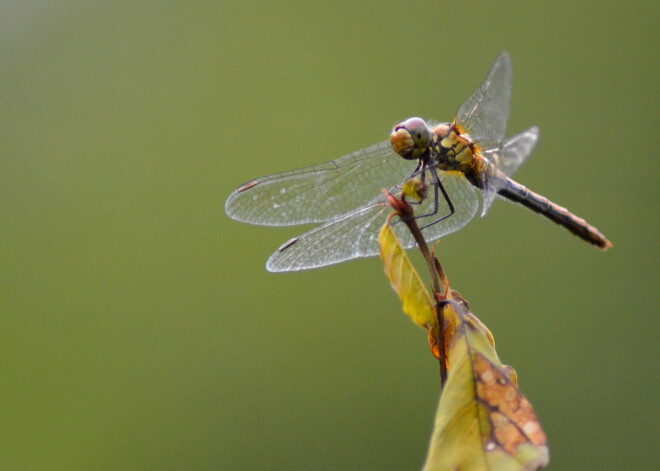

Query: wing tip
527 125 540 135
277 237 299 252
265 238 299 272
224 191 246 222
237 180 260 192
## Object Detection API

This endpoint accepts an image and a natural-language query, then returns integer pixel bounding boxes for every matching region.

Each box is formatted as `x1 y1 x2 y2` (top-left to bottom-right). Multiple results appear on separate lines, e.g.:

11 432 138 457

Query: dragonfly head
390 117 432 160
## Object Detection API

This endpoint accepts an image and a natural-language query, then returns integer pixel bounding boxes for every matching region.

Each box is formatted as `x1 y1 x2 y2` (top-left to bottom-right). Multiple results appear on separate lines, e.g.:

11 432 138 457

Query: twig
382 190 450 386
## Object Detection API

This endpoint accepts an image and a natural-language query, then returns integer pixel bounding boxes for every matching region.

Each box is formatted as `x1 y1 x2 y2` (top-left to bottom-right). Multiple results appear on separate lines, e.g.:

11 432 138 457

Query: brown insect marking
277 237 298 252
237 180 259 192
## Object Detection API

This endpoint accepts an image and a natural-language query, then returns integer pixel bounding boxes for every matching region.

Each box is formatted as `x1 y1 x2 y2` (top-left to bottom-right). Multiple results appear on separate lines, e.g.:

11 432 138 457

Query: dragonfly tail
498 178 612 250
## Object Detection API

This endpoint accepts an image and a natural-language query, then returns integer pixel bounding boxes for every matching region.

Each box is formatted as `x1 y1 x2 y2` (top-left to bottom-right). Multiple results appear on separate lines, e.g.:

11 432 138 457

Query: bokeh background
1 1 657 470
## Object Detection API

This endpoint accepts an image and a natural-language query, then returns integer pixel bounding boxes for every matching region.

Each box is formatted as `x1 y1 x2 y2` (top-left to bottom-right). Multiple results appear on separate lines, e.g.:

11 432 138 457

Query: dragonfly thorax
431 123 478 172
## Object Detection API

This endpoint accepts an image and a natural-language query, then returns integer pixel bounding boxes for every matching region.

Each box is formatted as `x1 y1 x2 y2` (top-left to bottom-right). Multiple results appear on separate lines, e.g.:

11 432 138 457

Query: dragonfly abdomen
498 178 612 249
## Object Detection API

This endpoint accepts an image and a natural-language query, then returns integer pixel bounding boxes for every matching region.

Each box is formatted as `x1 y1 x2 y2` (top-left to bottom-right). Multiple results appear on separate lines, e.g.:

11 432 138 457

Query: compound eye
402 117 430 149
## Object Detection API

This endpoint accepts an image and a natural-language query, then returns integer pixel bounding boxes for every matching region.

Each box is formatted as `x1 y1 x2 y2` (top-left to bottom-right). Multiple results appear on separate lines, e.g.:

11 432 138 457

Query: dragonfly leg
388 162 430 227
417 168 455 229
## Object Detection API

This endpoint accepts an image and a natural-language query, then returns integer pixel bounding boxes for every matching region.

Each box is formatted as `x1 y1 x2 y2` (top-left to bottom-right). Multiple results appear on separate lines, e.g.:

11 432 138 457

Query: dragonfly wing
265 196 391 272
455 52 512 150
480 126 539 216
225 140 416 226
416 171 479 243
266 171 478 272
493 126 539 178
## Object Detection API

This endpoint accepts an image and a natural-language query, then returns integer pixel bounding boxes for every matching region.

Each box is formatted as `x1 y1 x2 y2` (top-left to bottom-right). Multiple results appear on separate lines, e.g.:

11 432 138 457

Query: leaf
378 221 436 329
377 209 548 469
422 300 549 471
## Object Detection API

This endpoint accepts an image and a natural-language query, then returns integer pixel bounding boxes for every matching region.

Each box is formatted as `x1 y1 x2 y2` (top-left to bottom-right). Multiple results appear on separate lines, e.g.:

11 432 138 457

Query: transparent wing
480 126 540 216
455 52 512 151
492 126 539 178
225 140 417 226
266 171 477 272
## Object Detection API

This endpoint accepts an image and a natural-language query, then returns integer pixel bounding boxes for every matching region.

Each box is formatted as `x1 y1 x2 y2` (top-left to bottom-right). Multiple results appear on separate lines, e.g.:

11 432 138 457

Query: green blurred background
1 1 657 470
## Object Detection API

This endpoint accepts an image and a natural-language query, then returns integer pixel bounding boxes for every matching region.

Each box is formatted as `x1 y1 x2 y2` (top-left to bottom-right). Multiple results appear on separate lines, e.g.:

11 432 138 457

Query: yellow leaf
422 300 549 471
378 222 435 328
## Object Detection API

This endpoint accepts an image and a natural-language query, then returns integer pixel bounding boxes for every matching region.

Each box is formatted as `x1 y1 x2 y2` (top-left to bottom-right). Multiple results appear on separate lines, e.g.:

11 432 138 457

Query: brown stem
384 191 450 387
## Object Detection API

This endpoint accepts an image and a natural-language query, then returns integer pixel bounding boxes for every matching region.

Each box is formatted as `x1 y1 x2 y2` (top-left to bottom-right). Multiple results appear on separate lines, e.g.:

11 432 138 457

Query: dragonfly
225 52 611 272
